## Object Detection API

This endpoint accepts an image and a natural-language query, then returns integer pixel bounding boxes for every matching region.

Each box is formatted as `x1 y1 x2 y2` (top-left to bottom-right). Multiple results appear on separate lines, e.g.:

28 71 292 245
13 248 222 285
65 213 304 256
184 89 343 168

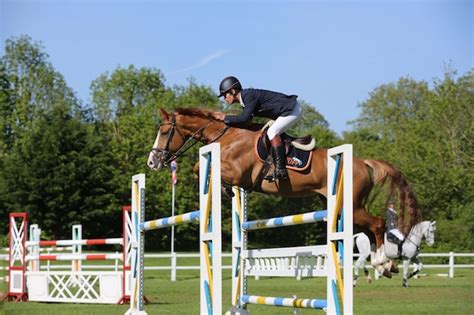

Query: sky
1 0 472 134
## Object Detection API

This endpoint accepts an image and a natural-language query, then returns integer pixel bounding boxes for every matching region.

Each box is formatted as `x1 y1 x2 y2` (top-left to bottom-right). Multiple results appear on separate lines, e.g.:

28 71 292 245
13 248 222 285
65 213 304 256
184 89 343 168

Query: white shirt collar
238 93 245 108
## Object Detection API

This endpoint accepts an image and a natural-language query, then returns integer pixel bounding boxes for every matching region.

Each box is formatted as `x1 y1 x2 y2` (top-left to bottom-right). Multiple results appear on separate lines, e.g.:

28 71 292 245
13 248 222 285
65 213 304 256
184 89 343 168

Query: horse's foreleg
193 162 199 180
354 209 390 276
390 260 400 273
403 259 410 287
410 256 422 280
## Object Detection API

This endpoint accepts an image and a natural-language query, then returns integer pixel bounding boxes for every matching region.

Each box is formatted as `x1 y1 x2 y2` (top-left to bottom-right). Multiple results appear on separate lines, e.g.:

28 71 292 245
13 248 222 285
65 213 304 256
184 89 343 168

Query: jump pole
327 144 353 314
6 208 132 304
126 142 222 315
231 144 353 314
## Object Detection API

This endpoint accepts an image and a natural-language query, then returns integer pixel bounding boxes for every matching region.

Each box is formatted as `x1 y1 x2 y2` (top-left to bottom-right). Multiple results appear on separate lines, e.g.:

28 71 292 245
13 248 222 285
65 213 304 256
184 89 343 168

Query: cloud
172 49 230 74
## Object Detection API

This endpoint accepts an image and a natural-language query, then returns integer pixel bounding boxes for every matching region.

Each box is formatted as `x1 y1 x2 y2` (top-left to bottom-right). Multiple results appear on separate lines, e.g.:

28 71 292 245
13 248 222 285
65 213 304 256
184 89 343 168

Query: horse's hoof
222 186 235 198
382 270 392 278
367 278 372 284
391 264 400 273
403 282 409 288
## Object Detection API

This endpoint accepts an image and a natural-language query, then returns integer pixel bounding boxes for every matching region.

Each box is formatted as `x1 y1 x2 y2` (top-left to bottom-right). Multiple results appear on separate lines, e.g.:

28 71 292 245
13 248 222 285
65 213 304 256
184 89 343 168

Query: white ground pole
126 142 222 315
72 224 82 272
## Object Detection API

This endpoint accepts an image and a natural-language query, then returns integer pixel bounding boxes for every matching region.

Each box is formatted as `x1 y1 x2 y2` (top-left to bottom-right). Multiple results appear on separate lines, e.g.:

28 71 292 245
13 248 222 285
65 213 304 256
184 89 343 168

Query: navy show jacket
224 88 298 125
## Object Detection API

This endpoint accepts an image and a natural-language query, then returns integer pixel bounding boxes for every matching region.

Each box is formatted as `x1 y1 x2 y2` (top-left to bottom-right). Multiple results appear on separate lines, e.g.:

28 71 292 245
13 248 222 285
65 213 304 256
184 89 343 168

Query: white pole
449 251 454 278
171 181 176 282
199 143 222 315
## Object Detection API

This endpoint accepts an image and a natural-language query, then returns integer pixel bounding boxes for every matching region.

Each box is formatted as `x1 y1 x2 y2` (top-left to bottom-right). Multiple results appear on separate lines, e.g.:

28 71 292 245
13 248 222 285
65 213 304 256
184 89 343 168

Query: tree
0 36 116 239
344 70 474 251
90 68 220 250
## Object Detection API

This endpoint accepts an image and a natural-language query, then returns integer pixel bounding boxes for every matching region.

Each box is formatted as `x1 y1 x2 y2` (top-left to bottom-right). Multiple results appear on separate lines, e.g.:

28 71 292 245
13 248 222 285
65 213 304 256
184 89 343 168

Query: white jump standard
126 143 222 315
6 209 132 304
230 144 353 314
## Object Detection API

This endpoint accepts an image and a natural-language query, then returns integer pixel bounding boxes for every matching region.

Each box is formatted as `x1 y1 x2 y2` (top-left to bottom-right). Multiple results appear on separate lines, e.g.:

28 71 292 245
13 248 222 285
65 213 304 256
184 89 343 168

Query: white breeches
267 101 302 140
389 229 405 241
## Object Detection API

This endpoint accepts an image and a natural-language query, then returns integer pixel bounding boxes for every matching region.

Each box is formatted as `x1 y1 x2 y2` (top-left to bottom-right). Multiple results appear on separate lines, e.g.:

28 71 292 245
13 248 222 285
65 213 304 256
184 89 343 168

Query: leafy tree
90 67 220 250
0 36 116 239
344 70 474 251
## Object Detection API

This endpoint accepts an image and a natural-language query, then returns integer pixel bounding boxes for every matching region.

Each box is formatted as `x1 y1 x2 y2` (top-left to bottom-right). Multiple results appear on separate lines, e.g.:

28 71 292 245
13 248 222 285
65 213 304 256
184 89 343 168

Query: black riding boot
270 136 288 180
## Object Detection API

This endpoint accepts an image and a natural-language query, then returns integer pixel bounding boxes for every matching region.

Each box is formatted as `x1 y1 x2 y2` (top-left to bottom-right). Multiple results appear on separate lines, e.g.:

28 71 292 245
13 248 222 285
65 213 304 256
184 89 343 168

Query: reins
151 114 229 166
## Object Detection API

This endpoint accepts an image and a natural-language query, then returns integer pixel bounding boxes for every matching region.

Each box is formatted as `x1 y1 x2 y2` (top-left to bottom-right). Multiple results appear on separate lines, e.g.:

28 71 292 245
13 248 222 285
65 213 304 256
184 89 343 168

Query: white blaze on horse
353 221 436 287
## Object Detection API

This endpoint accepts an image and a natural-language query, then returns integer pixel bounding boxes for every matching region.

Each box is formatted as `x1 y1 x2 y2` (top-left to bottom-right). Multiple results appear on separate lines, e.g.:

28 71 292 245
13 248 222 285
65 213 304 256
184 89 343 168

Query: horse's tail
364 159 422 236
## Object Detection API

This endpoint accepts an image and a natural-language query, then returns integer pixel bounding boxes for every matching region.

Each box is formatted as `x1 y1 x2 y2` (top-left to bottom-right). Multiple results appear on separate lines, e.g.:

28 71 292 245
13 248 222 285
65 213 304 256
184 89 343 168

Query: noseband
150 114 229 167
150 128 177 167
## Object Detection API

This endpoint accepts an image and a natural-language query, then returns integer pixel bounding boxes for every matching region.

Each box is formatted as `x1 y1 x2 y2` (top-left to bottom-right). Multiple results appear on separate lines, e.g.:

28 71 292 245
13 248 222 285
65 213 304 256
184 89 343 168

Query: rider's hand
213 112 225 121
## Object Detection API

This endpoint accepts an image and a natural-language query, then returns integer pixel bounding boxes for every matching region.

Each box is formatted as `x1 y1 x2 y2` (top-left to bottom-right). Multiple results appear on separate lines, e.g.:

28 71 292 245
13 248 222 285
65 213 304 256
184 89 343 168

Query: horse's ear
159 108 170 121
432 220 436 225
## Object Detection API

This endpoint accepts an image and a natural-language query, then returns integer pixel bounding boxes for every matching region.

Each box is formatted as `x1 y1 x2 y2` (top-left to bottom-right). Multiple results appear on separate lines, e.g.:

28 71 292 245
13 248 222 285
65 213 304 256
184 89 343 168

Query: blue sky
1 0 472 134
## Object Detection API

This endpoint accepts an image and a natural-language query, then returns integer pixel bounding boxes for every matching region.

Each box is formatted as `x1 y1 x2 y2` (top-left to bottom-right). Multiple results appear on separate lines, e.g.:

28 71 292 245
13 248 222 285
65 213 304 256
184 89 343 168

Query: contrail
172 49 230 74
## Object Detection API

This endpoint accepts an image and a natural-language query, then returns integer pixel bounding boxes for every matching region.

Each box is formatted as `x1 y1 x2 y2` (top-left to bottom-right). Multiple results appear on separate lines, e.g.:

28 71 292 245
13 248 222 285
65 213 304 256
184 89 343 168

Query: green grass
0 255 473 314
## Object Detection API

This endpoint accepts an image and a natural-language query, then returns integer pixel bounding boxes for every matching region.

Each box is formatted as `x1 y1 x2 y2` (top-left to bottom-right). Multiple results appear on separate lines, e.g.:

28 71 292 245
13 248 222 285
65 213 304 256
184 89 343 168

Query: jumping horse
147 108 422 276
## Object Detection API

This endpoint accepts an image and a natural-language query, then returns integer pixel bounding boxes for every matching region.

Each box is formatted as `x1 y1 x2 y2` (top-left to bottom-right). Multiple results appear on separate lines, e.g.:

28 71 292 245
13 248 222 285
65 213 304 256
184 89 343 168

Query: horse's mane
174 107 264 132
175 107 215 120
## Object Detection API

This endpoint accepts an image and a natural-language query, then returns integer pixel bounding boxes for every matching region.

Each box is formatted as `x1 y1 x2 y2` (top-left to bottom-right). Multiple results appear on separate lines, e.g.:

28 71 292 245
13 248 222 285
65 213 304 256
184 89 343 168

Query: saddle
387 232 403 245
386 232 404 257
255 127 316 171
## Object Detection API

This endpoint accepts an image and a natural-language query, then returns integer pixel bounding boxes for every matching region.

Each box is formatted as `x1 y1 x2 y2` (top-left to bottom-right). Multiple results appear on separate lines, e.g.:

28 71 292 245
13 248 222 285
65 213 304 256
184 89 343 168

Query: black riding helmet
218 76 242 97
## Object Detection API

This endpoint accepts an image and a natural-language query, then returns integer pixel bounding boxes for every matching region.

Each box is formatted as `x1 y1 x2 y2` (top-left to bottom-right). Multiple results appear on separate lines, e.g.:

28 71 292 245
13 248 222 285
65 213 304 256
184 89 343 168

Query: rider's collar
238 93 245 108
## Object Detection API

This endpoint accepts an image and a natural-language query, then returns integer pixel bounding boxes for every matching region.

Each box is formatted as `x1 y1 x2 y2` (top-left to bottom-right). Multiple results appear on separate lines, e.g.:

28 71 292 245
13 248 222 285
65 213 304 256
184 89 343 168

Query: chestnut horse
147 108 422 275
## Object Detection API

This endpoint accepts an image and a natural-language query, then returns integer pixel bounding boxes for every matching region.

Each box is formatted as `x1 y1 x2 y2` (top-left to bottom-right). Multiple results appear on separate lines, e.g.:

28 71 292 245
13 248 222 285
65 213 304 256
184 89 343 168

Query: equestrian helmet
218 76 242 97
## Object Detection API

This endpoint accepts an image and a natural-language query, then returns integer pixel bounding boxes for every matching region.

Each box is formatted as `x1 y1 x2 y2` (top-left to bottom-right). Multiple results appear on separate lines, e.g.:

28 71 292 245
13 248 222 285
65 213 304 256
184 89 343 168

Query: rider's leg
389 228 405 243
269 135 288 179
267 101 302 141
267 102 302 179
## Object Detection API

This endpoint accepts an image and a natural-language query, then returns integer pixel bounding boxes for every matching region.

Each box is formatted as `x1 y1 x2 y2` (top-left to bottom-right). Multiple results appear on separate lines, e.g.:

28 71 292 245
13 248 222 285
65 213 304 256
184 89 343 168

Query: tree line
0 36 472 253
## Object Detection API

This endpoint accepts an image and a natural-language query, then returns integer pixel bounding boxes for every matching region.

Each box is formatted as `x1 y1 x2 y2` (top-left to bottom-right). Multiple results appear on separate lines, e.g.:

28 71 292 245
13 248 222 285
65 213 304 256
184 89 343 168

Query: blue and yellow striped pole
140 211 200 231
241 295 327 309
242 210 327 230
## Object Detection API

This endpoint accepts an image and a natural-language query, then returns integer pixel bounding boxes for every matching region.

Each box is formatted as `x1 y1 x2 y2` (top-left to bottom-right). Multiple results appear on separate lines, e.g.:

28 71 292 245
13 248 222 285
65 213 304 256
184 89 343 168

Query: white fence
1 252 473 281
416 252 474 278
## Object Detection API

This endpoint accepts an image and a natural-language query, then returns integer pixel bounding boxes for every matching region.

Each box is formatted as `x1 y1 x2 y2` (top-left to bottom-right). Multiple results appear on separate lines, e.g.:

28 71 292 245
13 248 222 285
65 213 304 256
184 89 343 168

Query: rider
213 76 302 180
386 200 405 245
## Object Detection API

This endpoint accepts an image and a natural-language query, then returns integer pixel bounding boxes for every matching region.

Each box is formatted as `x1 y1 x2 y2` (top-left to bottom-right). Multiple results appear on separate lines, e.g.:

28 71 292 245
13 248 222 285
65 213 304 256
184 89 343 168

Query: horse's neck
180 117 225 142
203 122 258 145
406 221 429 246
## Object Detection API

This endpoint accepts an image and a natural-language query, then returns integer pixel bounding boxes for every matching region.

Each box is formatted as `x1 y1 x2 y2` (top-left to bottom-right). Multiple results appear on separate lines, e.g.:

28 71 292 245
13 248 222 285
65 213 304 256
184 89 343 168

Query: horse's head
147 108 222 171
424 220 436 246
147 109 187 171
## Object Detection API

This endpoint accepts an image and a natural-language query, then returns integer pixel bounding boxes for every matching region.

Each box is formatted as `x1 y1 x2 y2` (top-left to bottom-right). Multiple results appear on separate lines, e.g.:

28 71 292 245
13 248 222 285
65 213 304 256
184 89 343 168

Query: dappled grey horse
354 221 436 287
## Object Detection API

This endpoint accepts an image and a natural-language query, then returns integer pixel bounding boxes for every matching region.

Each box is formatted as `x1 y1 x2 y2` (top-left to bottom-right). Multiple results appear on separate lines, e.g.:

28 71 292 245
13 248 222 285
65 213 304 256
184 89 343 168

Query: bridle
150 113 229 167
425 222 436 245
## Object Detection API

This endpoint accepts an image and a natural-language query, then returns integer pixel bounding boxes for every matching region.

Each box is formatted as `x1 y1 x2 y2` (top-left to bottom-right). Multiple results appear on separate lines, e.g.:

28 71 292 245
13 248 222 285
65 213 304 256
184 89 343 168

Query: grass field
0 255 473 315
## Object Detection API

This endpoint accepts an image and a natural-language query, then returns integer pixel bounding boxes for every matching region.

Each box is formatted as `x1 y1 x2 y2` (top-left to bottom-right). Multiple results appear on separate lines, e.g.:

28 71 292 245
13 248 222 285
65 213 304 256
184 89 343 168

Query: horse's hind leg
353 255 364 287
364 266 372 284
353 207 391 277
